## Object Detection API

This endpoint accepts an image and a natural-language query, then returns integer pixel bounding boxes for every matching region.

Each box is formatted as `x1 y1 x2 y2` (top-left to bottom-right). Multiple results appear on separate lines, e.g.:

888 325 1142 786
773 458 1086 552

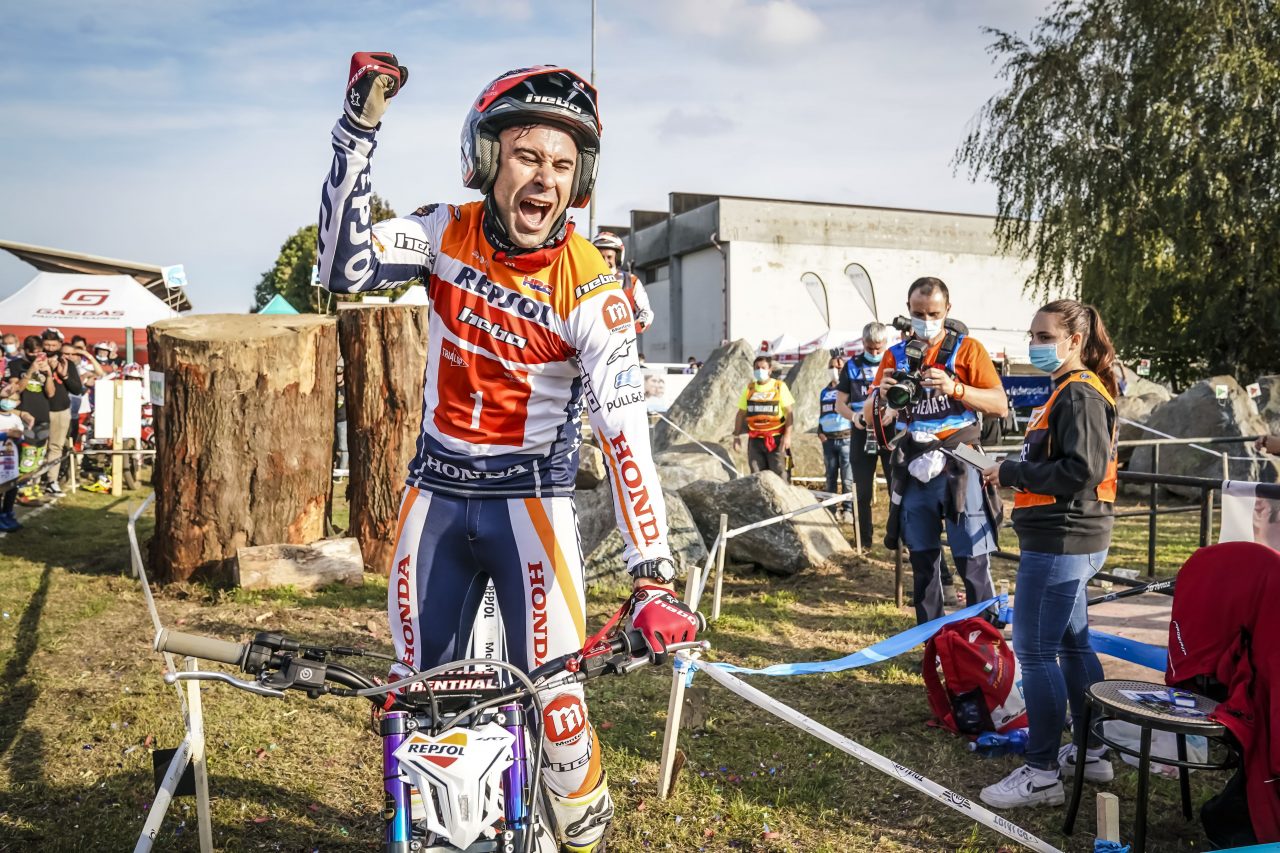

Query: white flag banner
844 262 877 320
800 272 829 331
1219 480 1280 551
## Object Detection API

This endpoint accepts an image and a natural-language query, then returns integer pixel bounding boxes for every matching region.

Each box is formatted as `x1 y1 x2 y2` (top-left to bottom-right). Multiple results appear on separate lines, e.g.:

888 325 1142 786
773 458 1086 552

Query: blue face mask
862 351 883 364
911 317 943 339
0 399 16 411
1029 341 1065 373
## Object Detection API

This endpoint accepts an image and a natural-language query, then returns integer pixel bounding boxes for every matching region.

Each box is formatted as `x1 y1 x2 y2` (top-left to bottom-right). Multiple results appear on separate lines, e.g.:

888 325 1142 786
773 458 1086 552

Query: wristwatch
630 557 677 584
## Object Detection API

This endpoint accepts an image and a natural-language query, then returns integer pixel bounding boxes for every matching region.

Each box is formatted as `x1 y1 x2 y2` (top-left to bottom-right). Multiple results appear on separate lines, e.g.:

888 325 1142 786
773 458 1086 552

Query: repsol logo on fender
452 265 553 327
396 556 414 667
528 561 548 664
608 434 661 546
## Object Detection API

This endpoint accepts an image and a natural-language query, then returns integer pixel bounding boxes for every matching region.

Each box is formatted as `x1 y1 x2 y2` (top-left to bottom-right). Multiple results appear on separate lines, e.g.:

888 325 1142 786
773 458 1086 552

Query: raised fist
344 52 408 129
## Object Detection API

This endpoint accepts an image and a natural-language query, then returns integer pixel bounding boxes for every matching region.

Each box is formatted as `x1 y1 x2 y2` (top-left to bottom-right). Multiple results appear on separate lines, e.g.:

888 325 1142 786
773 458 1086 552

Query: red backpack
923 617 1028 735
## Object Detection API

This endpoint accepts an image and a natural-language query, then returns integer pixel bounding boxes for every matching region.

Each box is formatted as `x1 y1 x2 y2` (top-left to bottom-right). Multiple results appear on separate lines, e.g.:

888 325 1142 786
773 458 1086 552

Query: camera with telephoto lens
884 337 929 409
890 315 914 335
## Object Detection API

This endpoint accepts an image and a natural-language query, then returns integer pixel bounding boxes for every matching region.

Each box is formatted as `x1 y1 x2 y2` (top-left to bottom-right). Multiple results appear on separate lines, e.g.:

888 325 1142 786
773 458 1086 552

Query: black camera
890 315 970 336
890 315 914 334
884 337 928 409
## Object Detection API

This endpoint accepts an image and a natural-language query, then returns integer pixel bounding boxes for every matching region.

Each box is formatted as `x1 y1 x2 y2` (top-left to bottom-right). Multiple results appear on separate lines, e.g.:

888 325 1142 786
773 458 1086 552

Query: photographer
863 277 1008 624
835 323 893 547
977 299 1119 809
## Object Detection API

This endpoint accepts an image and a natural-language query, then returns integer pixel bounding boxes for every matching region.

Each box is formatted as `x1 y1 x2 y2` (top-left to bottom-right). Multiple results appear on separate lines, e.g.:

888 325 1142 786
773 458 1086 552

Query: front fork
382 710 413 853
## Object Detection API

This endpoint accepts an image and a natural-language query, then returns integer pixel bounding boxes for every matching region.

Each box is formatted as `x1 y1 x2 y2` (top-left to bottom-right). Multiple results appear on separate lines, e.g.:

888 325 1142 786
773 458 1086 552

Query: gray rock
1256 374 1280 434
585 487 707 584
575 481 617 558
784 350 835 435
575 443 606 490
1128 375 1280 497
1116 371 1175 446
679 471 852 575
650 339 755 452
655 442 736 491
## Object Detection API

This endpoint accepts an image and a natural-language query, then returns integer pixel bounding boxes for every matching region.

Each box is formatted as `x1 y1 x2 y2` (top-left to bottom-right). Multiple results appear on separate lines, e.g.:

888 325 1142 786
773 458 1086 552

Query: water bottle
967 728 1029 756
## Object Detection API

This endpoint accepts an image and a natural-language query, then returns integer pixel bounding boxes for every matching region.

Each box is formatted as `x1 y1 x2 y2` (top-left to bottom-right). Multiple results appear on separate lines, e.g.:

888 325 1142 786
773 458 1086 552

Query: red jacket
1166 542 1280 842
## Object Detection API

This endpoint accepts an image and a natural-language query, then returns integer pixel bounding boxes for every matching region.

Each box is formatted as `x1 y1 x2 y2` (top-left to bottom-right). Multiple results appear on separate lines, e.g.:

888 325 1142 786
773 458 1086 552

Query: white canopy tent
0 272 177 361
395 286 430 305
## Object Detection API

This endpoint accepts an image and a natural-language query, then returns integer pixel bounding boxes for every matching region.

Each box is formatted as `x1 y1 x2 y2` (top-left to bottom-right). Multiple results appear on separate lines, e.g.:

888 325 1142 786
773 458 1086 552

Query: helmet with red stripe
591 230 625 267
461 66 601 208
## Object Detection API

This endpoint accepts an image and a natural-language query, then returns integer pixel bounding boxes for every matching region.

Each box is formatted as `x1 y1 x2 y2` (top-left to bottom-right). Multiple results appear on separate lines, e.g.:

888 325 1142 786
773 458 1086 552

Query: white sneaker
1058 743 1114 783
979 764 1065 809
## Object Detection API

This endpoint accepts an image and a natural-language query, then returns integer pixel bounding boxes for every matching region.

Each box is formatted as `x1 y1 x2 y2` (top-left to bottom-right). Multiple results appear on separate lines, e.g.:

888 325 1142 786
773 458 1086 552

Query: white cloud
653 0 822 55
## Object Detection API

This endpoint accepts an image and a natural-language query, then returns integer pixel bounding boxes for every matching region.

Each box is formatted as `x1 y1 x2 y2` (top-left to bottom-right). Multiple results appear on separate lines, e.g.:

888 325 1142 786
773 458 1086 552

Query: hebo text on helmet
460 66 601 209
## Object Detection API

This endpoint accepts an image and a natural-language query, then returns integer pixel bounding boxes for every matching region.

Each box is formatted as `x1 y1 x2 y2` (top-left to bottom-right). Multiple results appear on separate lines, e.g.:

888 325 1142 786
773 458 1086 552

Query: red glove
345 52 409 128
626 586 700 662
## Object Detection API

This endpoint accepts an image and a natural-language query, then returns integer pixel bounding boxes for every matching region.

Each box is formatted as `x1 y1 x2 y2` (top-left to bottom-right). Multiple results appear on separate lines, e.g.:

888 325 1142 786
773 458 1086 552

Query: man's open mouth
518 198 554 229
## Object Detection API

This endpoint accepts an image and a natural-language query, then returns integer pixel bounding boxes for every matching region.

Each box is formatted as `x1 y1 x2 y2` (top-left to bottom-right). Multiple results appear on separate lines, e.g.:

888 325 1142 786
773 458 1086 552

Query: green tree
252 193 402 313
957 0 1280 387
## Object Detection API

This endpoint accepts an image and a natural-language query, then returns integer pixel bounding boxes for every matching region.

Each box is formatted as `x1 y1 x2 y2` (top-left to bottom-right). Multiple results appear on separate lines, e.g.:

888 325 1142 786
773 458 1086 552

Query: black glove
344 52 408 129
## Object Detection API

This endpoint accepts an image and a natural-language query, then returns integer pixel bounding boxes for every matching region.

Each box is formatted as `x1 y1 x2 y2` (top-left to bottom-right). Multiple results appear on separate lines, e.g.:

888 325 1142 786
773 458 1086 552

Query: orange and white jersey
317 116 670 567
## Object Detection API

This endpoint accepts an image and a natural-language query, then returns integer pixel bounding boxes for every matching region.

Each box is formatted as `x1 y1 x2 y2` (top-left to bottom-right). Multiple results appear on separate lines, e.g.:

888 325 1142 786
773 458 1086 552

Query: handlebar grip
155 629 248 668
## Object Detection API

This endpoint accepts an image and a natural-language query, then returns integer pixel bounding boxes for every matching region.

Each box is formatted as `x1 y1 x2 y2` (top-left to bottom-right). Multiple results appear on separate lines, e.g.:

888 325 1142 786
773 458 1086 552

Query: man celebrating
317 56 698 852
590 231 653 334
733 355 794 477
863 277 1007 624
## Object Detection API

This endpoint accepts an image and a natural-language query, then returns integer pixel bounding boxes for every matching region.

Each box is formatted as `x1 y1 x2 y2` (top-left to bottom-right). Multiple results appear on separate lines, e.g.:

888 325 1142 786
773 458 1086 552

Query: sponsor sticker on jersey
393 232 432 255
605 337 634 366
608 433 661 546
441 341 470 368
573 273 614 299
542 694 588 747
457 306 529 349
613 366 643 389
523 276 553 295
601 294 632 332
606 390 644 412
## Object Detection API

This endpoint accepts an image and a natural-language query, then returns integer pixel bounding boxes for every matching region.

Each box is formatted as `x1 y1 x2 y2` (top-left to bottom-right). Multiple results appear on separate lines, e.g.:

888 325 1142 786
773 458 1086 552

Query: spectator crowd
1 327 149 531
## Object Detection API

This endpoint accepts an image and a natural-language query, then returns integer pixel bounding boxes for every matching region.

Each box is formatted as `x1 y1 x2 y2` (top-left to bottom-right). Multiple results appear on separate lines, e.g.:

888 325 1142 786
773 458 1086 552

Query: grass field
0 481 1221 852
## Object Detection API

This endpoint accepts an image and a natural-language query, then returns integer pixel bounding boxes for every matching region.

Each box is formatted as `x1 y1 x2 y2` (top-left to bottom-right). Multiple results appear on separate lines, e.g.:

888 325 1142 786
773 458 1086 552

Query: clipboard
944 443 999 471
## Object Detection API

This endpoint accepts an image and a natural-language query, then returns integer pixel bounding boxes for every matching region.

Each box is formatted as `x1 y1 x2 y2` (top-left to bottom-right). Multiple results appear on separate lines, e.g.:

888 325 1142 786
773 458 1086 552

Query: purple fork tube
382 711 412 849
500 702 528 829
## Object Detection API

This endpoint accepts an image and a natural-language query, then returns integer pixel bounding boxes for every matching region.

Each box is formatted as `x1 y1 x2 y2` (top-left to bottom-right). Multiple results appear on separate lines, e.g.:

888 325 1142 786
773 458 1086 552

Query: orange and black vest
1013 370 1118 510
745 379 787 436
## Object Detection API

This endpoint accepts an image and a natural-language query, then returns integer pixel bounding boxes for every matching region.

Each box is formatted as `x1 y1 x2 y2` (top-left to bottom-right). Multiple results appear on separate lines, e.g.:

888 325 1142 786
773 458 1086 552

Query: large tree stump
148 314 338 583
337 305 429 574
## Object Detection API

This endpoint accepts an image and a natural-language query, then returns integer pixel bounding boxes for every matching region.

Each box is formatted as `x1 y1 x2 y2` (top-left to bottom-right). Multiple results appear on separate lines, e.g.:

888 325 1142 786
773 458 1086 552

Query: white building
614 193 1045 364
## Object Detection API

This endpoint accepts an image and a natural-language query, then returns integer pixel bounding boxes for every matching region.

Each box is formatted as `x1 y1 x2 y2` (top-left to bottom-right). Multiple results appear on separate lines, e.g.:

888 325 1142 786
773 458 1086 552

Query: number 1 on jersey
469 390 483 430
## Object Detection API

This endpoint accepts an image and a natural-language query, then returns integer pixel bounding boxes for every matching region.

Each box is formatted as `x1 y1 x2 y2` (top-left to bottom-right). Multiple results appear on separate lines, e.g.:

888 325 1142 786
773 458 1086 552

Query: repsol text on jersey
452 265 553 327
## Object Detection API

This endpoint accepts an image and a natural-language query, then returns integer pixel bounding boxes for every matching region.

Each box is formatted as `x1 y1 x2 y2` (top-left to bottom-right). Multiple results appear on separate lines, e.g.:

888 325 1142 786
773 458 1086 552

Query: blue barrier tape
1089 630 1168 672
1093 842 1130 853
704 595 1002 677
1215 844 1280 852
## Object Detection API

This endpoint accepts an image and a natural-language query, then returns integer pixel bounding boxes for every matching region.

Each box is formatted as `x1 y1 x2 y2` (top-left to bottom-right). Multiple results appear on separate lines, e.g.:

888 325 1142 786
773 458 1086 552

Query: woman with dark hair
977 299 1120 809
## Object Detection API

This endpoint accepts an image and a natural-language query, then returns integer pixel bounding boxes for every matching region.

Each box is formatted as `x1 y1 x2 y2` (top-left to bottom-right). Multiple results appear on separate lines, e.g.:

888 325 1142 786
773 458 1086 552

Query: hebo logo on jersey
528 561 549 664
607 434 661 546
542 694 588 746
457 306 529 349
601 294 632 332
574 273 614 299
393 232 431 255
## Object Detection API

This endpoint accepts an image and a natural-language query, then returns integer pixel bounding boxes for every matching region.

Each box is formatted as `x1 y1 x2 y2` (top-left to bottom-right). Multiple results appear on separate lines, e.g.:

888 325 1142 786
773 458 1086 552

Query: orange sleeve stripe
391 486 421 567
522 497 586 644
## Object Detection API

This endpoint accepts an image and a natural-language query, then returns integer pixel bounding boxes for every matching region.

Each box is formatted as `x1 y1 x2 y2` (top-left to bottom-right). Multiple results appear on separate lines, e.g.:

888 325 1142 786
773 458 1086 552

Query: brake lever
164 670 287 698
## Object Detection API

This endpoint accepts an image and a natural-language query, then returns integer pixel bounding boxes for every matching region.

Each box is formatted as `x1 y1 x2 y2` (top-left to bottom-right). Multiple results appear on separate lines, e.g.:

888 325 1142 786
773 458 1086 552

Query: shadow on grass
0 565 52 771
0 768 381 851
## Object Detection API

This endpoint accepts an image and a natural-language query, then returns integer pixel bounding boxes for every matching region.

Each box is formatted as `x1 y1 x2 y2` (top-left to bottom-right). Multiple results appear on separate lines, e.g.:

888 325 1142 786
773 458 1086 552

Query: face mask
0 399 16 411
911 317 943 339
2 344 15 355
828 369 840 382
753 368 769 382
863 351 883 364
1029 341 1066 373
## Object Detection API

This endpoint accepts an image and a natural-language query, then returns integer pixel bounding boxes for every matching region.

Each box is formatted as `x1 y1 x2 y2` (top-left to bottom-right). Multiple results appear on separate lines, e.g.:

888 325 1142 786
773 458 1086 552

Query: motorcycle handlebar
155 629 248 668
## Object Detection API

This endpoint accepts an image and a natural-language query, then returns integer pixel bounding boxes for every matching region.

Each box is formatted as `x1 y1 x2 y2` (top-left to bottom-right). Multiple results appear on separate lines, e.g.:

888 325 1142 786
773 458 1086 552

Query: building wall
676 246 726 362
726 239 1041 357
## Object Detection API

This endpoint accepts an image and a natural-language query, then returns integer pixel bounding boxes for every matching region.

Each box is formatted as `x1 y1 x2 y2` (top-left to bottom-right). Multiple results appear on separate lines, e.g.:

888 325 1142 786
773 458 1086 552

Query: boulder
575 481 617 558
655 442 736 492
1116 372 1174 446
678 471 852 575
784 350 834 435
1128 376 1280 497
585 487 707 584
1256 374 1280 434
650 339 754 452
709 432 825 482
575 443 606 490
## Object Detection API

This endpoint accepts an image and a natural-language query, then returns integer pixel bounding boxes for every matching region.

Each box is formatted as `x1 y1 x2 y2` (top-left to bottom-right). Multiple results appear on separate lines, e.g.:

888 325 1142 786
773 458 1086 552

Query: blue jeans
821 436 852 509
1012 548 1108 769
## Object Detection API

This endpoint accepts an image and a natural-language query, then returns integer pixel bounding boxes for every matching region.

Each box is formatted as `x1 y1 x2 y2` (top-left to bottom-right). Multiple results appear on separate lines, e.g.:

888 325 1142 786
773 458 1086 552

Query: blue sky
0 0 1047 314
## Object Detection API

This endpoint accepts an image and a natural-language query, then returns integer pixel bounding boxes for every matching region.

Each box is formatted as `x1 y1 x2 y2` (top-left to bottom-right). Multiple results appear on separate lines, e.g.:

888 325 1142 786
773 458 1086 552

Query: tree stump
337 305 429 574
148 314 338 583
